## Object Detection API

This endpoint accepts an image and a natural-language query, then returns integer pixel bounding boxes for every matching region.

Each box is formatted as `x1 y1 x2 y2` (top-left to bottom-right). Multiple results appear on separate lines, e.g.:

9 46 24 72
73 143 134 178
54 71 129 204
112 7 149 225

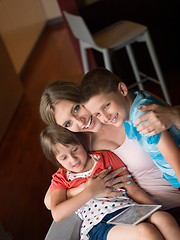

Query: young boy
80 67 180 189
40 125 180 240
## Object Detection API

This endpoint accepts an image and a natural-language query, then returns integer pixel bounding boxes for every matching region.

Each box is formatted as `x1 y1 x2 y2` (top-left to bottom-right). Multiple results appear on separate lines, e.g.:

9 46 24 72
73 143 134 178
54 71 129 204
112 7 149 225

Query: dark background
78 0 180 99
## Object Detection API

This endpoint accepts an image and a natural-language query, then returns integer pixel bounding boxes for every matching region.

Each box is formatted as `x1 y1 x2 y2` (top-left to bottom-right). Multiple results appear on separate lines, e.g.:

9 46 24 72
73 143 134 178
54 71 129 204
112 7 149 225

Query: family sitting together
39 68 180 240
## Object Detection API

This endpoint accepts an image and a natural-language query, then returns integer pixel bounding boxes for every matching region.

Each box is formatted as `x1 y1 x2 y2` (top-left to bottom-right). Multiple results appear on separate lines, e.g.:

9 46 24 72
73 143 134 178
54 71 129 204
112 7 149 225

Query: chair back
63 11 95 46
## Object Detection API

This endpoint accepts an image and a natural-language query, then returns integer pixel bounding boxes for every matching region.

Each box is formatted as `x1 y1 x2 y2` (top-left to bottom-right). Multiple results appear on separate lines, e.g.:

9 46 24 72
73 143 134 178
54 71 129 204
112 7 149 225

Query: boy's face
84 82 130 128
55 143 90 173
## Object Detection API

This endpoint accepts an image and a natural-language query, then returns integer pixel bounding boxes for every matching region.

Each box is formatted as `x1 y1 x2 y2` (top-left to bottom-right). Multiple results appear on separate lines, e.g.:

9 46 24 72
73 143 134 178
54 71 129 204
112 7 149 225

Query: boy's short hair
40 81 80 125
40 125 88 167
80 68 121 103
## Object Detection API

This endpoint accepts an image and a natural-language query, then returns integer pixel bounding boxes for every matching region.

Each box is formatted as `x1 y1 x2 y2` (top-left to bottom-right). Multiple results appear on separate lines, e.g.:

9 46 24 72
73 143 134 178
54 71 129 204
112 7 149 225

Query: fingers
134 112 151 127
146 129 160 136
95 187 127 198
137 124 156 135
106 190 126 198
92 166 129 194
134 104 158 127
95 166 126 182
138 104 157 112
134 112 160 136
94 167 112 180
111 173 132 190
111 173 131 186
112 180 132 190
135 113 165 135
103 166 127 182
104 169 132 190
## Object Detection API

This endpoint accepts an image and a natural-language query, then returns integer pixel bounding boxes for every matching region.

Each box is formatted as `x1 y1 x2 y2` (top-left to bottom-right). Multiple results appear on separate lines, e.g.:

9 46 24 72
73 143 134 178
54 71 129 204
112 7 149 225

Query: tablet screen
107 204 162 226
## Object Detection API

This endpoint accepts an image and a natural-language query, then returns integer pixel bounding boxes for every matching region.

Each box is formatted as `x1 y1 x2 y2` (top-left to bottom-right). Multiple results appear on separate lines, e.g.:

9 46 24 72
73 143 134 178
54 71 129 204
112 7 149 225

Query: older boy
80 68 180 189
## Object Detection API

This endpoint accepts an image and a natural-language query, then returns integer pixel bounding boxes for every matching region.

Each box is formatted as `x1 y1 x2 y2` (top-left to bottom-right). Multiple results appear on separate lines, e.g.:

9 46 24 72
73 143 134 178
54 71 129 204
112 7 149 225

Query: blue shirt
124 91 180 188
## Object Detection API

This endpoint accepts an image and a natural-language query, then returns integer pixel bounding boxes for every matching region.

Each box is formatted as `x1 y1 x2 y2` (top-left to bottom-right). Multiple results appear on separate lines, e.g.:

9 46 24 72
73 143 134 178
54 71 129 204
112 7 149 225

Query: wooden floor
0 21 179 240
0 22 83 240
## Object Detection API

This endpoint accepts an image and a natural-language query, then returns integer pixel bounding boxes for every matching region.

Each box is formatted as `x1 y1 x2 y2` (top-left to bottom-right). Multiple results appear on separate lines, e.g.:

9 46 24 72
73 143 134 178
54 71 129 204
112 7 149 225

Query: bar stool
63 11 171 104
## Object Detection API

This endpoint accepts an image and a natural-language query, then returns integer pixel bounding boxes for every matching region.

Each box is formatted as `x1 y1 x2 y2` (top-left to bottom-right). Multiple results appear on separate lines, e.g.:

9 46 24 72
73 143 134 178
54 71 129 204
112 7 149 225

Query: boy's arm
157 131 180 183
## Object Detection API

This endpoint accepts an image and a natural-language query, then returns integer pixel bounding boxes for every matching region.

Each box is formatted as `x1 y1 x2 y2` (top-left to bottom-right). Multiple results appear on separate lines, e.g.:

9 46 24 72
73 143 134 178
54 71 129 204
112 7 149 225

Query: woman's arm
134 104 180 136
157 131 180 183
125 178 155 205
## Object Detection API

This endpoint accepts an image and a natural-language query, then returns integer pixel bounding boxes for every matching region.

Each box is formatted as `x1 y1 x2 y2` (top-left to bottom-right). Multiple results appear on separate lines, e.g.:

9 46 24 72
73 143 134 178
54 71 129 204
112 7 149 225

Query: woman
40 80 180 210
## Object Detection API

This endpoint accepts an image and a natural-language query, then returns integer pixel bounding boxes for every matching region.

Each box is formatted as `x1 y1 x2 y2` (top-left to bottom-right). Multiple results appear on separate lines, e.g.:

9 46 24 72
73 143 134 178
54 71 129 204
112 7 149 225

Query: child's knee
149 211 172 224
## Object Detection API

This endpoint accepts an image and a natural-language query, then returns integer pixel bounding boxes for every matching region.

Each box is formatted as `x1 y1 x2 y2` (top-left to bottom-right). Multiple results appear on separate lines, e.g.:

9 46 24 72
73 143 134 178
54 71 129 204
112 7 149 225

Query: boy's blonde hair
80 68 121 104
40 125 88 167
40 81 80 125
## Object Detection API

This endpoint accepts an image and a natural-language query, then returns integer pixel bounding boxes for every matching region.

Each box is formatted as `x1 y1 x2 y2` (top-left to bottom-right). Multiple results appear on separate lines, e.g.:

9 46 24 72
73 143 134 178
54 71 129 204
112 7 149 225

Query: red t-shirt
50 150 126 192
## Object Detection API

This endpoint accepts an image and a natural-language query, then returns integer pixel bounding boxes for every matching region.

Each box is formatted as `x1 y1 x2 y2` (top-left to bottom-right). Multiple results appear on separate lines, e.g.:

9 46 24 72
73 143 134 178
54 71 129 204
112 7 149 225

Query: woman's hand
87 167 132 198
106 167 132 189
134 104 180 136
99 168 132 198
86 168 114 197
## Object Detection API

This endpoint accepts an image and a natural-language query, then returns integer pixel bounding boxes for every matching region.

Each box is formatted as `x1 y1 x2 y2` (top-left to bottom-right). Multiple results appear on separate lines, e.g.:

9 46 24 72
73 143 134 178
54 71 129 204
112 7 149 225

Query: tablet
107 204 162 226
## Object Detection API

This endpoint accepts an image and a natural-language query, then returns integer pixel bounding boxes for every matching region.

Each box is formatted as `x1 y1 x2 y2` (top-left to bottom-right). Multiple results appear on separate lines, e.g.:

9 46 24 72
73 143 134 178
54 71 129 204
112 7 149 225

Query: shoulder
52 168 66 177
52 168 67 183
89 150 125 168
126 91 161 144
89 150 118 158
130 91 163 121
50 168 68 191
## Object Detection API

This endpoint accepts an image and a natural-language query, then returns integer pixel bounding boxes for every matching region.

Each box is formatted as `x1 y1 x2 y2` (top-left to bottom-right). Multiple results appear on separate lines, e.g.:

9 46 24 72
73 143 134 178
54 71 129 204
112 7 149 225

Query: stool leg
144 31 171 104
126 44 144 90
80 41 90 74
102 49 113 71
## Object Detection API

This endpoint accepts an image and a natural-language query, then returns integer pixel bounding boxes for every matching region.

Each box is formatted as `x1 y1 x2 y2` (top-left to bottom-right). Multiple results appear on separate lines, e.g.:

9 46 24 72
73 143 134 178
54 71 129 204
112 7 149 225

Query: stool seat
63 11 171 104
93 21 147 49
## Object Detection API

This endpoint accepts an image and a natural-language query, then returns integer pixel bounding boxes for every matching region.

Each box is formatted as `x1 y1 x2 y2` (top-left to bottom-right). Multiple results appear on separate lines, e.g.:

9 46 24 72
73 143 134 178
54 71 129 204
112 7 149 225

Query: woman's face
54 100 103 132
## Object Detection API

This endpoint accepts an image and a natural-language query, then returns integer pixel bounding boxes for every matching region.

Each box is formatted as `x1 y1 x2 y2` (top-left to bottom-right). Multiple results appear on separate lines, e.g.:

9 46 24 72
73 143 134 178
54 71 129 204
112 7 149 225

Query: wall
0 0 47 74
0 35 24 142
40 0 61 20
0 0 50 141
